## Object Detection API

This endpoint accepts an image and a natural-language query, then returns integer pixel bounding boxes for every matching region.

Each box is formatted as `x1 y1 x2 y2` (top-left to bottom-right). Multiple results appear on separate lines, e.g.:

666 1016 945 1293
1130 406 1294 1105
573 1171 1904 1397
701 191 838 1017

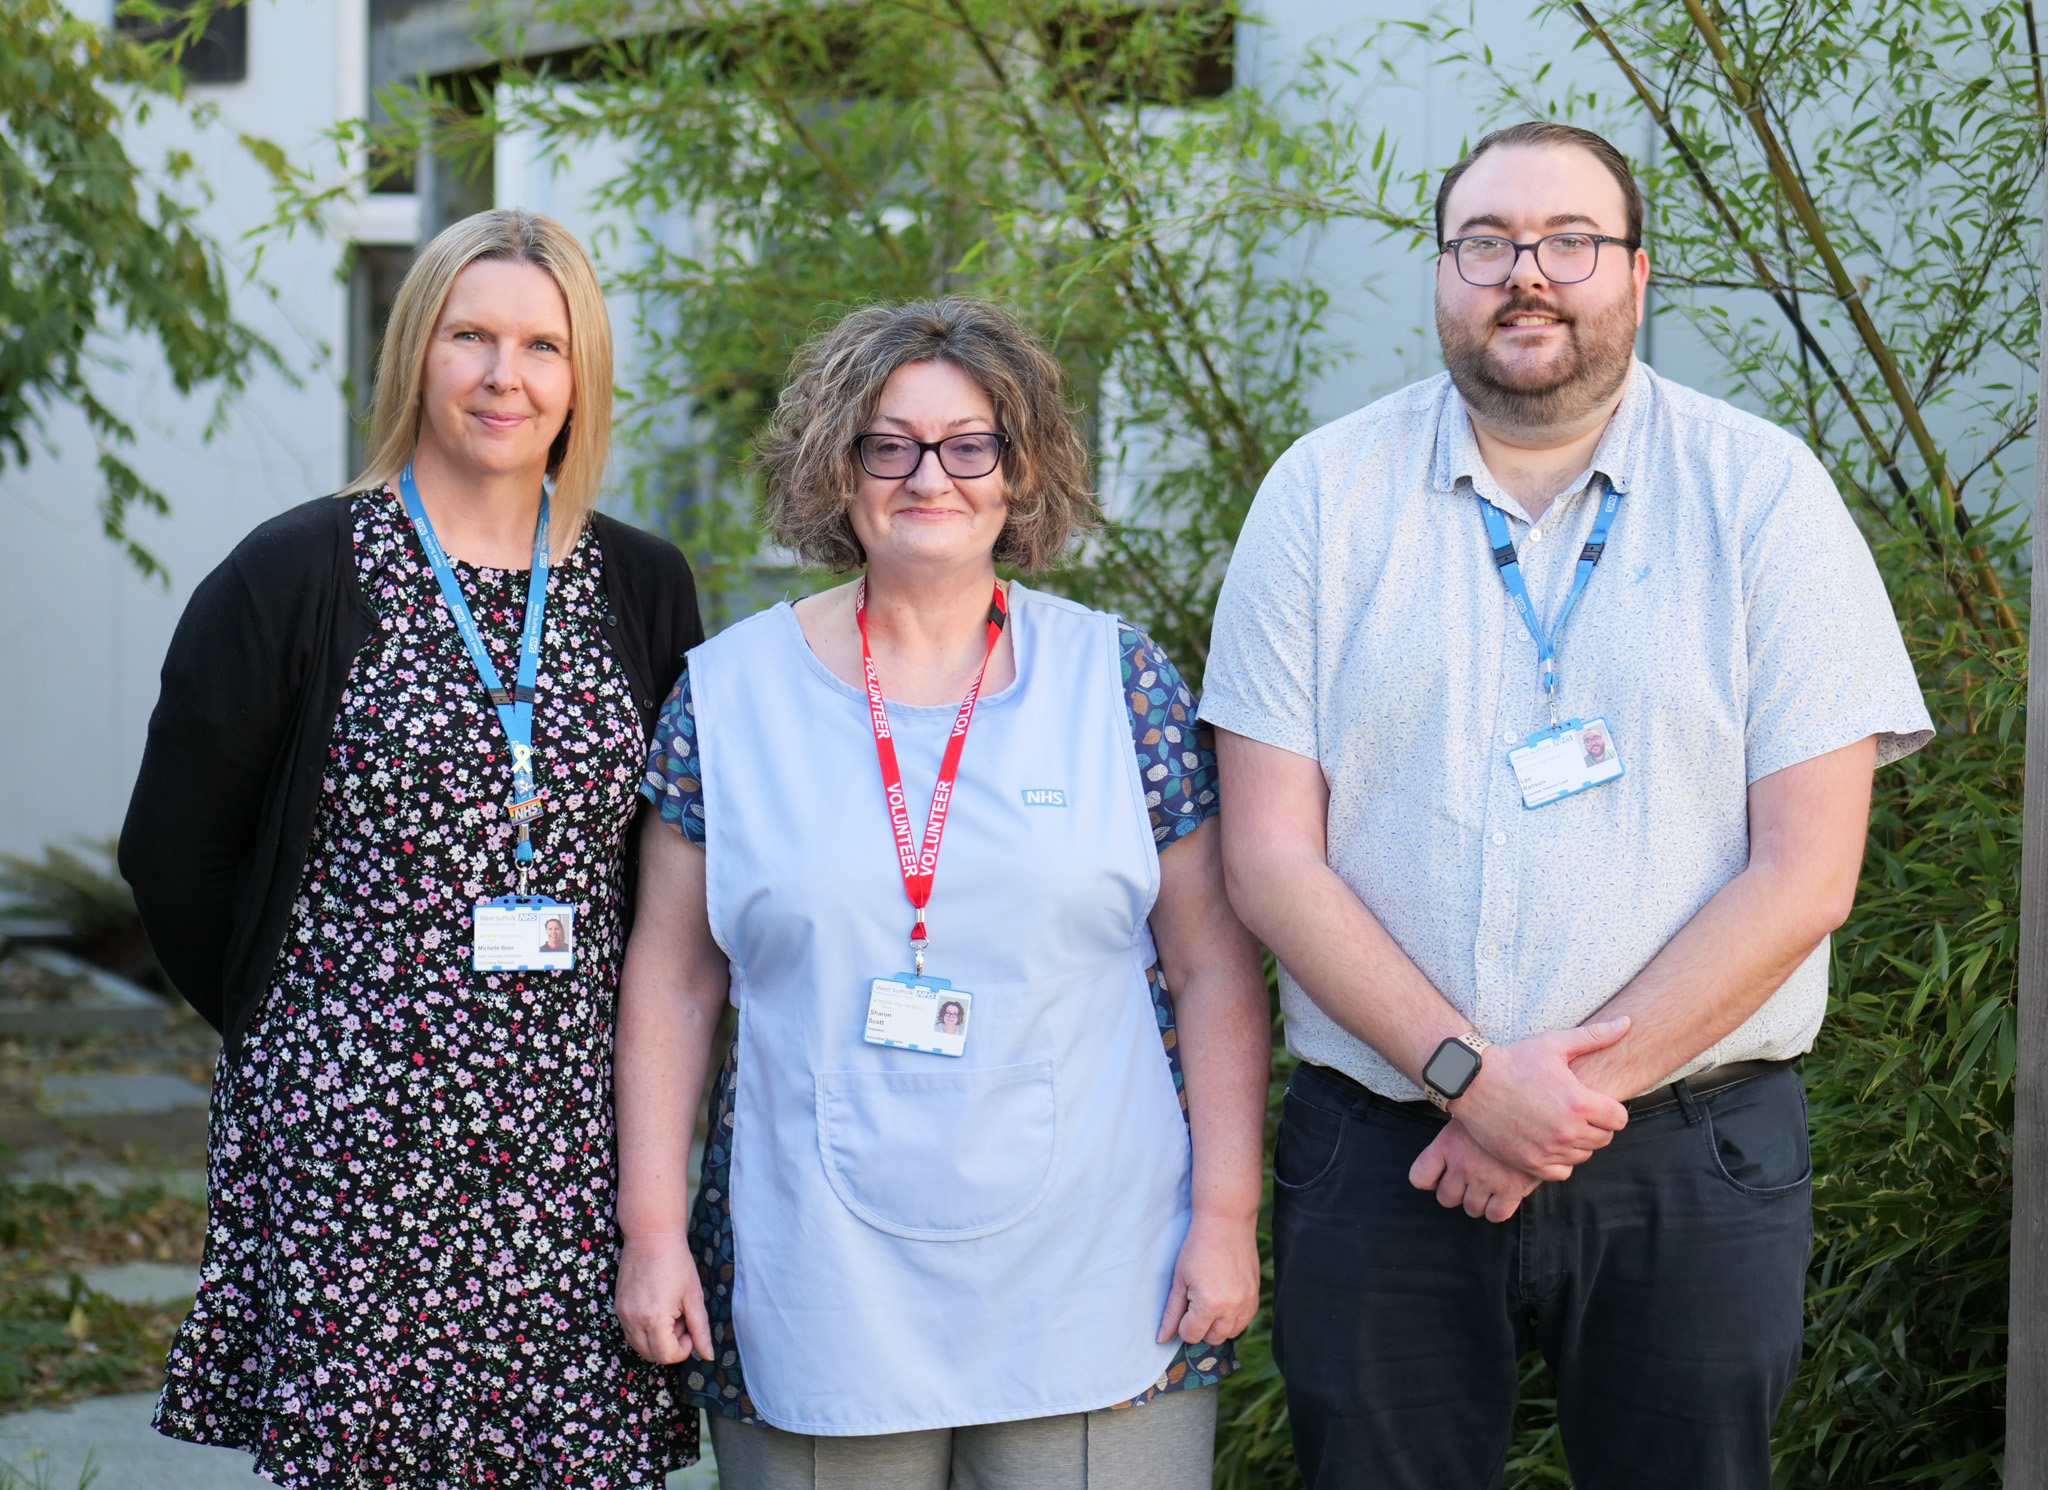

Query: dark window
1040 8 1234 100
346 244 417 481
115 2 248 85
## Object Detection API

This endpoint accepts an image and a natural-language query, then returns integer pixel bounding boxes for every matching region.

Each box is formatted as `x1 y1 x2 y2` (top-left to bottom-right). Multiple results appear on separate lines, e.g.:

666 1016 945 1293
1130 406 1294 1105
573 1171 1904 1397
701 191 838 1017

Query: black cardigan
118 494 703 1051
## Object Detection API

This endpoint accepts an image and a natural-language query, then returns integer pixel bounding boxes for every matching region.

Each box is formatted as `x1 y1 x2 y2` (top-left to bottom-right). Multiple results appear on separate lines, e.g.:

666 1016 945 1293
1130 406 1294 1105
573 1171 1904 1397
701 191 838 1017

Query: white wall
0 0 365 860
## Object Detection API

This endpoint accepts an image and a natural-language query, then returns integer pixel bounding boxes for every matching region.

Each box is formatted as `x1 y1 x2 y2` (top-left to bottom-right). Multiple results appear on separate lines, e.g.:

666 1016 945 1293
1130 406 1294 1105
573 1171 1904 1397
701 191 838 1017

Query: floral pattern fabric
640 616 1234 1424
154 488 697 1489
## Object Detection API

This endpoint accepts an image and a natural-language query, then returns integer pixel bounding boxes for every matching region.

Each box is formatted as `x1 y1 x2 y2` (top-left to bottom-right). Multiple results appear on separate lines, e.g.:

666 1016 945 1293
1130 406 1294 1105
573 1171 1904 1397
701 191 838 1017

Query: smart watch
1423 1031 1492 1110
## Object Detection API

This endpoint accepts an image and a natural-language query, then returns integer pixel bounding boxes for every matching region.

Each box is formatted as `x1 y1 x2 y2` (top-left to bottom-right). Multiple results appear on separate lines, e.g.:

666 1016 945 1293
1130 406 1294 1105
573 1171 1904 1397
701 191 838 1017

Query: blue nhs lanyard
397 462 551 879
1479 481 1620 723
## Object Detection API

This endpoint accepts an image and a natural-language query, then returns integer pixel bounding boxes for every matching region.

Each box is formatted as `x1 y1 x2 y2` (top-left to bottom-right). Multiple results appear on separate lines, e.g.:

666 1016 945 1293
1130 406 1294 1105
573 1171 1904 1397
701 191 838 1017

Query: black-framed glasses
1440 232 1637 287
854 430 1010 481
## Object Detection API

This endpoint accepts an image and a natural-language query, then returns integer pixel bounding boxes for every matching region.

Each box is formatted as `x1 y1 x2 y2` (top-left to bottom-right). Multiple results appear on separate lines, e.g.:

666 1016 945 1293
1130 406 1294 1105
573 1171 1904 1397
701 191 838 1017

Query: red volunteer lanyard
856 578 1008 973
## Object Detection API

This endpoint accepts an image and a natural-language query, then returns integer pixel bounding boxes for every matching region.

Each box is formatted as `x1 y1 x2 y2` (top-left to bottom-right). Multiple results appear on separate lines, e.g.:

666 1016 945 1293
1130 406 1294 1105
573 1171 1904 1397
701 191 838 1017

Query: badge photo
1508 716 1625 809
864 975 972 1058
473 897 576 972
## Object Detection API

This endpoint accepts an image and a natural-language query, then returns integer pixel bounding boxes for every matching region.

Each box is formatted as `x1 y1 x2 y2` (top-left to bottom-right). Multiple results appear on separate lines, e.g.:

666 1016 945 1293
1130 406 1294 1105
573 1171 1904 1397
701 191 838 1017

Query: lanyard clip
911 912 929 977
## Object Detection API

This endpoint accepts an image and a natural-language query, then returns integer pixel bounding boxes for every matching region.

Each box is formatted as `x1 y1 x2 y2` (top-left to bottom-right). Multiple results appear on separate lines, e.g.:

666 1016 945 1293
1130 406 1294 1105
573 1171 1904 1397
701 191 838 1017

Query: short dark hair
1434 121 1644 248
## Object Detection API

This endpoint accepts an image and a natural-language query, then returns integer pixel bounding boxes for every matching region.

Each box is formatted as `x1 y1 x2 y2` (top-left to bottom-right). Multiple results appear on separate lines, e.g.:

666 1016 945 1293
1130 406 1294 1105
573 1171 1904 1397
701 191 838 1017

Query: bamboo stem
1677 0 2022 646
1568 2 1989 634
2024 0 2045 125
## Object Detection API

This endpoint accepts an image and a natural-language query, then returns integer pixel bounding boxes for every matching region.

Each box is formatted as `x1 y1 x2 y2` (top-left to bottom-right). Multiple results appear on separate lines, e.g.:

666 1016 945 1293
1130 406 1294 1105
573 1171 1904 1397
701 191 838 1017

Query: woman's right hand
616 1231 712 1364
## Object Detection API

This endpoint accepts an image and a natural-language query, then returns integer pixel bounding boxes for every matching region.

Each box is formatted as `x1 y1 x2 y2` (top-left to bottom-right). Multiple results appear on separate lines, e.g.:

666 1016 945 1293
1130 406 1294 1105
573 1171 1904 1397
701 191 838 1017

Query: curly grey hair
757 297 1098 572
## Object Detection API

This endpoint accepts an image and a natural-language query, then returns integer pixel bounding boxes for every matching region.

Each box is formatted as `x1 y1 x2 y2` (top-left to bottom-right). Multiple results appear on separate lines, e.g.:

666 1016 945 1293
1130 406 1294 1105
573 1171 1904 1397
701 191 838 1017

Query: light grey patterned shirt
1200 361 1933 1100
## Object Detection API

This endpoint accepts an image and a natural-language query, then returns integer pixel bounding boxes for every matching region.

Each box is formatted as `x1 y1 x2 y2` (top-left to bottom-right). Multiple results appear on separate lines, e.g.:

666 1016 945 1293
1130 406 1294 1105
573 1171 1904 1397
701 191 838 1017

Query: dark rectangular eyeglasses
854 431 1010 481
1440 232 1637 287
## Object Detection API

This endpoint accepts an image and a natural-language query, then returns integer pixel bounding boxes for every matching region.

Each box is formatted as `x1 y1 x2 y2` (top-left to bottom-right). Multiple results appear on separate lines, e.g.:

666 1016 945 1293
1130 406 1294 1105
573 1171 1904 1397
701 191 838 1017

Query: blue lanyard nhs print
1480 481 1619 725
397 463 551 890
1482 482 1628 810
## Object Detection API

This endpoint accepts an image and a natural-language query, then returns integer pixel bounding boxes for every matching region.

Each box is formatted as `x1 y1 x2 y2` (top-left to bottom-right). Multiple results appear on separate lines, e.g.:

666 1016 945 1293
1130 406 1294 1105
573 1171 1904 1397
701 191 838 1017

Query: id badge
864 974 972 1057
1507 716 1625 809
472 896 576 971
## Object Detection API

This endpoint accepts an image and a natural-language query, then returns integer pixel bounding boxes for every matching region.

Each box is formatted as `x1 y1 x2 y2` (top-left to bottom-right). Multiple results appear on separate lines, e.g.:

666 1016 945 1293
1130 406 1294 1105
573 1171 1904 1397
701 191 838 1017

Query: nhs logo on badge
1021 788 1068 808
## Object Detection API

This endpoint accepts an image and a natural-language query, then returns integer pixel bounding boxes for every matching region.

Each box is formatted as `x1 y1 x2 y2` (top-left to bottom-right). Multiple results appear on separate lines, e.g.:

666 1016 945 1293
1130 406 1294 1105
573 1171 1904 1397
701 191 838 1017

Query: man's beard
1436 287 1637 437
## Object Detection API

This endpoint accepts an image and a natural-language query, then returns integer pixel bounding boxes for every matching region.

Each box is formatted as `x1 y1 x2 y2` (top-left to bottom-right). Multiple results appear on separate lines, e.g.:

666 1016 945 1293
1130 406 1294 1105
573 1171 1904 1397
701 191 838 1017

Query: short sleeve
639 671 706 843
1196 442 1321 758
1741 449 1934 779
1121 627 1218 847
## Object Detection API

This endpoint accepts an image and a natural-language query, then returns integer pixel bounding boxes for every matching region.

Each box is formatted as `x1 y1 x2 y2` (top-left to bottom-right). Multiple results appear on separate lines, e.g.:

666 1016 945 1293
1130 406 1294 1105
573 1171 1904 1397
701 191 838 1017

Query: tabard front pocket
815 1061 1058 1240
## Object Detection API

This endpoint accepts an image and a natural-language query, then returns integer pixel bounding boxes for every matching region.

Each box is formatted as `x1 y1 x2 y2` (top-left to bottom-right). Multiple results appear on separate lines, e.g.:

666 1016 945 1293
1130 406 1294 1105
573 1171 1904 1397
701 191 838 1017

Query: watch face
1424 1038 1482 1099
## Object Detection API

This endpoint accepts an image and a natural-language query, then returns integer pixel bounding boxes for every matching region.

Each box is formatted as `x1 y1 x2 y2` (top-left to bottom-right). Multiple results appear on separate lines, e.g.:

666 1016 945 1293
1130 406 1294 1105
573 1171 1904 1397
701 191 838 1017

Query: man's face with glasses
1433 144 1648 439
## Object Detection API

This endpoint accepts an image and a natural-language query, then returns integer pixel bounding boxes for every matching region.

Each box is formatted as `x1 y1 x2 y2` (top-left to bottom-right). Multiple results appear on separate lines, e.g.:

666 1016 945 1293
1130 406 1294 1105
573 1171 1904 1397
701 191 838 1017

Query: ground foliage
0 1181 201 1411
0 0 274 579
0 840 168 999
300 0 2037 1482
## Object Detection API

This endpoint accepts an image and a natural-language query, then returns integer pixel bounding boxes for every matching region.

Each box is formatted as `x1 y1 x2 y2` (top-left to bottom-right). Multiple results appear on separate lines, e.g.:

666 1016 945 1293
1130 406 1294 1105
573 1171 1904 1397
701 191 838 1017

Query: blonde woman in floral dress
121 210 702 1487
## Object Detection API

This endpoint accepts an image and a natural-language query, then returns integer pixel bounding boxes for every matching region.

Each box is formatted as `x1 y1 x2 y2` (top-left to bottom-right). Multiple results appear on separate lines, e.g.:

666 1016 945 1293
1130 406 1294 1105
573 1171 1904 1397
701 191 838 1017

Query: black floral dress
154 489 697 1488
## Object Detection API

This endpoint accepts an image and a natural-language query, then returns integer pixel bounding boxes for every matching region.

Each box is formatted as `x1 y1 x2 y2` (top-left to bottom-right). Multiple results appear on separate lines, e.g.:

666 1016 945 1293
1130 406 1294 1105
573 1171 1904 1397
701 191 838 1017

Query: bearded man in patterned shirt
1200 121 1933 1490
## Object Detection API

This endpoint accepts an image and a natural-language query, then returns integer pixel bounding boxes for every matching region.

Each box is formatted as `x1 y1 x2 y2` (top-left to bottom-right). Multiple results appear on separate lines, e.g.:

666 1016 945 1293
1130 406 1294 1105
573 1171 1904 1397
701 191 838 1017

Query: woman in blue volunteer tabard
120 211 702 1486
614 297 1270 1489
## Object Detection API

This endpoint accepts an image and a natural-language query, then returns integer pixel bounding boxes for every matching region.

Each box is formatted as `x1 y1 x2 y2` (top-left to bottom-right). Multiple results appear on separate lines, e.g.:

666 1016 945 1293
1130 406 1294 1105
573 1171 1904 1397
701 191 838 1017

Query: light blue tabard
690 583 1193 1435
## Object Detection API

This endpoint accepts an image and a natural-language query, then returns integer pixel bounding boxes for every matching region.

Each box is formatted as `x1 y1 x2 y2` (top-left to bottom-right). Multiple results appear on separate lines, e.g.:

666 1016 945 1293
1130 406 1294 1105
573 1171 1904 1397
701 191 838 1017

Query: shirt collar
1430 358 1655 502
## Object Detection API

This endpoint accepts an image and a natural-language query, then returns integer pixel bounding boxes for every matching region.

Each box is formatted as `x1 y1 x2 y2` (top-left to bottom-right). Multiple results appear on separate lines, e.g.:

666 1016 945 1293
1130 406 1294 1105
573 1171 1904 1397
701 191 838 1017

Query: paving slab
0 952 169 1038
0 1392 719 1488
0 1392 256 1489
38 1262 197 1307
2 1153 206 1203
36 1075 210 1119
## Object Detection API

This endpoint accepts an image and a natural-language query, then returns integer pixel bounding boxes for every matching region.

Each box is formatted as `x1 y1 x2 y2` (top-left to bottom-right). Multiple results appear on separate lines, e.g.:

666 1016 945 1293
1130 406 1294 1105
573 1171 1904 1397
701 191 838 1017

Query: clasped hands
1407 1017 1630 1223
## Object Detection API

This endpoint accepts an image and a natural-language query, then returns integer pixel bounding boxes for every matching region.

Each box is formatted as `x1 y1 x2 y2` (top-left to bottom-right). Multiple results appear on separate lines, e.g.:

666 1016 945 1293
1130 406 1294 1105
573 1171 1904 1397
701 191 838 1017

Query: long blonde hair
347 209 613 551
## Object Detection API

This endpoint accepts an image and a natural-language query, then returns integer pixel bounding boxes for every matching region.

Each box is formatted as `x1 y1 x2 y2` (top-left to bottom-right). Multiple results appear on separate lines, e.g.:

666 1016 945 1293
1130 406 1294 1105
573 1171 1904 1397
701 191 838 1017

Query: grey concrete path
0 1393 720 1488
0 1393 255 1489
37 1074 210 1118
36 1262 197 1306
6 1152 206 1202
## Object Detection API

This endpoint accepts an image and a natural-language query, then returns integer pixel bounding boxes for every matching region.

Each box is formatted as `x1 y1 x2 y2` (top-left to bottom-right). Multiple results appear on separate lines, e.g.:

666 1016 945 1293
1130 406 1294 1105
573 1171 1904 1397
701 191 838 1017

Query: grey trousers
706 1384 1219 1490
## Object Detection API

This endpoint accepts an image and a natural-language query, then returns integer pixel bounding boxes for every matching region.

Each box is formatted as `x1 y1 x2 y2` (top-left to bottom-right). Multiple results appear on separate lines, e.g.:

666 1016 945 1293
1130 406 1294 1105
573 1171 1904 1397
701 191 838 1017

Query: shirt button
1491 830 1507 846
1502 730 1517 745
1527 528 1543 542
1518 627 1531 642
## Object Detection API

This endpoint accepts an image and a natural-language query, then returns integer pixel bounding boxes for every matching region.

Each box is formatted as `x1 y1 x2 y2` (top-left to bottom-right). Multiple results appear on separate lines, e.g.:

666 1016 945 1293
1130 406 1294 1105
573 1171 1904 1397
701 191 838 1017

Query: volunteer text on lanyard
855 578 1007 1058
398 464 578 972
1485 482 1629 810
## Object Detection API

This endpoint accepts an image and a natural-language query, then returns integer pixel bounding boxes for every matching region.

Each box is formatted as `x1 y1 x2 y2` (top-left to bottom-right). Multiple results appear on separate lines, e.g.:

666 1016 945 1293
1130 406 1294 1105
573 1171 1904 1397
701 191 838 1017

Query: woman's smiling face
415 259 575 486
846 360 1009 575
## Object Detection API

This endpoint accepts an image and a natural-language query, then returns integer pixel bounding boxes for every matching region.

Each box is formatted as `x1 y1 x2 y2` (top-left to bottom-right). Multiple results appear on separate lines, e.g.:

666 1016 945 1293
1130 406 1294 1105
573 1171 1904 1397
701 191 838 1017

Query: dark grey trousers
1272 1060 1812 1490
